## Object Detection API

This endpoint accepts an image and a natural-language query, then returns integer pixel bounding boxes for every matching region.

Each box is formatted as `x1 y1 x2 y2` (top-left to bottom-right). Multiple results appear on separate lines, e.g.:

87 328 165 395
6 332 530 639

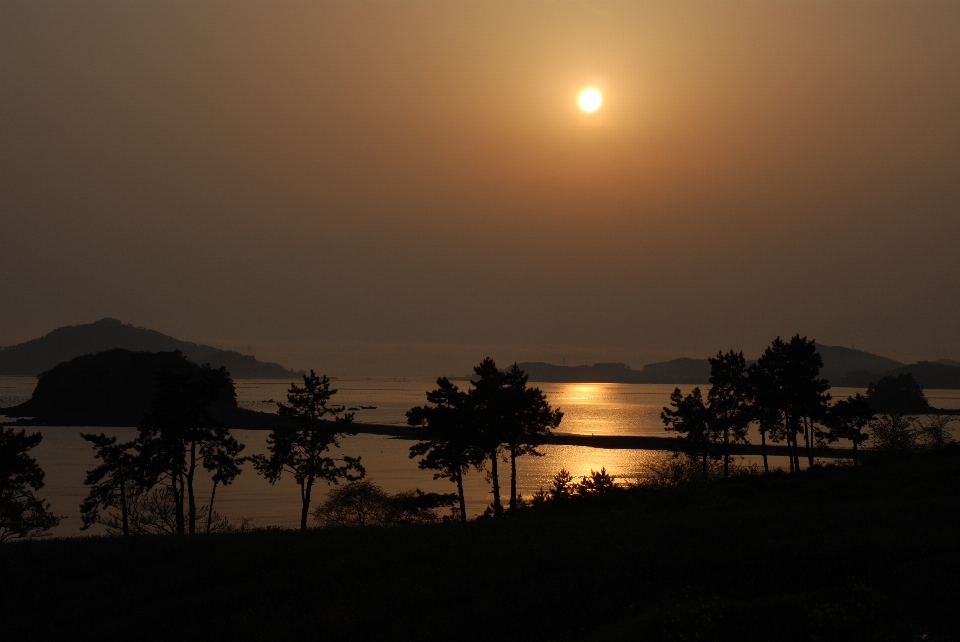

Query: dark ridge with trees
0 349 223 426
0 317 300 378
816 359 960 389
0 349 284 428
519 344 960 389
865 373 933 414
814 344 905 381
882 361 960 389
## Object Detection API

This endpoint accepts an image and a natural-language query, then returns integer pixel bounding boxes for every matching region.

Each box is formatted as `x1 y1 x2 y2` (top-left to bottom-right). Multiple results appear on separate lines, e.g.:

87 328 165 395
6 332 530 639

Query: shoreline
352 423 854 458
1 417 855 458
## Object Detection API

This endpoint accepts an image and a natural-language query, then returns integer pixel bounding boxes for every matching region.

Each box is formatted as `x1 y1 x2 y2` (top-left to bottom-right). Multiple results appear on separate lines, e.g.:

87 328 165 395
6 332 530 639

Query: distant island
0 318 301 379
518 344 960 389
0 349 289 429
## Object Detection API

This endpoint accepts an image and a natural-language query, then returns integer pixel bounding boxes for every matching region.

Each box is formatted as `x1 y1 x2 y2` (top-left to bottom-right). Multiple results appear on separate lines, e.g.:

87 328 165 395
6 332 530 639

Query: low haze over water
3 376 958 536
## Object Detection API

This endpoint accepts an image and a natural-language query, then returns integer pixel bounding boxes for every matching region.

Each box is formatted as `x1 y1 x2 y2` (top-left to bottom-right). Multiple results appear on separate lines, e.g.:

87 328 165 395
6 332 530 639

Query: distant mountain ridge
815 345 904 383
517 360 712 385
0 318 301 379
519 344 960 389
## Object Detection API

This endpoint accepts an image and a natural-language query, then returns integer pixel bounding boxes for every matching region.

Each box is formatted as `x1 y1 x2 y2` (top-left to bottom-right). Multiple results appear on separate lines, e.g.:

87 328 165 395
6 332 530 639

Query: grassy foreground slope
3 452 959 642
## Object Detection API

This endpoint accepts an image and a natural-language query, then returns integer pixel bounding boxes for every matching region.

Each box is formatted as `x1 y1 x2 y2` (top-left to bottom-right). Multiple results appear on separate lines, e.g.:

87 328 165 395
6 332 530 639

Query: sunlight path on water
234 378 700 436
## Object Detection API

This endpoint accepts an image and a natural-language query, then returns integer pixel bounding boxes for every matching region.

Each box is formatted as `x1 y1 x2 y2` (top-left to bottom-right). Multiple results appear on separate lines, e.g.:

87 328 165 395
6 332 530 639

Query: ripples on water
2 376 958 535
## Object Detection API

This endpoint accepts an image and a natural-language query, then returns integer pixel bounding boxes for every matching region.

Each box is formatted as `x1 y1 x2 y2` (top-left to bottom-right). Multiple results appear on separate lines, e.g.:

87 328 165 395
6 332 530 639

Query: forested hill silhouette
815 344 903 382
0 318 300 378
849 361 960 390
0 349 287 428
519 344 960 388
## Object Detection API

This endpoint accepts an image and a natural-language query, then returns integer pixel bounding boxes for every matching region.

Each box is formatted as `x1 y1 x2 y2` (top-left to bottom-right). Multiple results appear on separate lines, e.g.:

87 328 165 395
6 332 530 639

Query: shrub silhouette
313 480 455 528
576 468 617 495
917 414 957 451
97 486 248 535
869 414 920 454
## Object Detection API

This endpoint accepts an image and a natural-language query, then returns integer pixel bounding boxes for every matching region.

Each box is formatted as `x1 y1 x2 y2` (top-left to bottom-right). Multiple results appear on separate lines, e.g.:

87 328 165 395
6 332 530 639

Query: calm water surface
3 376 958 536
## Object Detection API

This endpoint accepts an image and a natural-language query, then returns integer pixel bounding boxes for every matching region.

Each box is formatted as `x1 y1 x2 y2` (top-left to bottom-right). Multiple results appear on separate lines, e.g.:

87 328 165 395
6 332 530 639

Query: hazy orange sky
2 1 959 375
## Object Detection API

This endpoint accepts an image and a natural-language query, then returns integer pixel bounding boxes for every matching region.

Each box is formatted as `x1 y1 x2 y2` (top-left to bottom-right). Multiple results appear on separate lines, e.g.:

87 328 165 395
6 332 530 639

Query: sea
2 375 958 536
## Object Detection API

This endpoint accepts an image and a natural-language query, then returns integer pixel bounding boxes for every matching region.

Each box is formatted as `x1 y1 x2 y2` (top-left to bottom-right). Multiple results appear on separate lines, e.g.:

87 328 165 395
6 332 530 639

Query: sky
2 1 959 376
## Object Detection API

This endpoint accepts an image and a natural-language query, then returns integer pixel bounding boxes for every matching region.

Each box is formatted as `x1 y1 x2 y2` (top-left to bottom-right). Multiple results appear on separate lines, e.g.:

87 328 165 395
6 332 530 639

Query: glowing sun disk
578 88 602 112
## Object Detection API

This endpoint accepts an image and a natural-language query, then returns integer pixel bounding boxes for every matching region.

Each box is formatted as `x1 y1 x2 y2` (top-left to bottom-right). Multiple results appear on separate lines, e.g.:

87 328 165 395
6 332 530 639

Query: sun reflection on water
516 445 661 494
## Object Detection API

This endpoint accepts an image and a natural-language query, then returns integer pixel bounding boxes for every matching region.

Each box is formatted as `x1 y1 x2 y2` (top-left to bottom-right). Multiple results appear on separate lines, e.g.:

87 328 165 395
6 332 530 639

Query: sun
578 87 602 112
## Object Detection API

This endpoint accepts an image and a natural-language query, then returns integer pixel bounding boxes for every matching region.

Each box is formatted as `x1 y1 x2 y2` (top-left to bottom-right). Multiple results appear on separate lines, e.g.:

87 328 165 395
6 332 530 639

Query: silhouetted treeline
4 345 957 537
662 335 955 475
407 358 562 520
75 366 372 535
77 354 248 536
0 426 61 542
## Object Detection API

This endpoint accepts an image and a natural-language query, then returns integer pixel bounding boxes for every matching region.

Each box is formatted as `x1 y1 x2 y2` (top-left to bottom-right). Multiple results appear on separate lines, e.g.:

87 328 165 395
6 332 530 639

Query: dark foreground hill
0 318 300 378
3 452 959 642
520 344 960 388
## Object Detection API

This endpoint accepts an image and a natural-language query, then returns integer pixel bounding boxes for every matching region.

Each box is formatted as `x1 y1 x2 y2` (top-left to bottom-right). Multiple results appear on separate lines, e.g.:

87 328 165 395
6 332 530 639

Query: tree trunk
760 429 769 474
120 478 129 537
723 426 730 478
787 431 795 473
701 452 708 479
788 432 795 471
455 470 466 524
509 444 518 513
792 431 802 472
206 481 218 534
785 418 795 472
173 476 185 535
301 476 314 531
804 417 814 468
853 440 858 467
187 440 197 535
490 450 503 517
